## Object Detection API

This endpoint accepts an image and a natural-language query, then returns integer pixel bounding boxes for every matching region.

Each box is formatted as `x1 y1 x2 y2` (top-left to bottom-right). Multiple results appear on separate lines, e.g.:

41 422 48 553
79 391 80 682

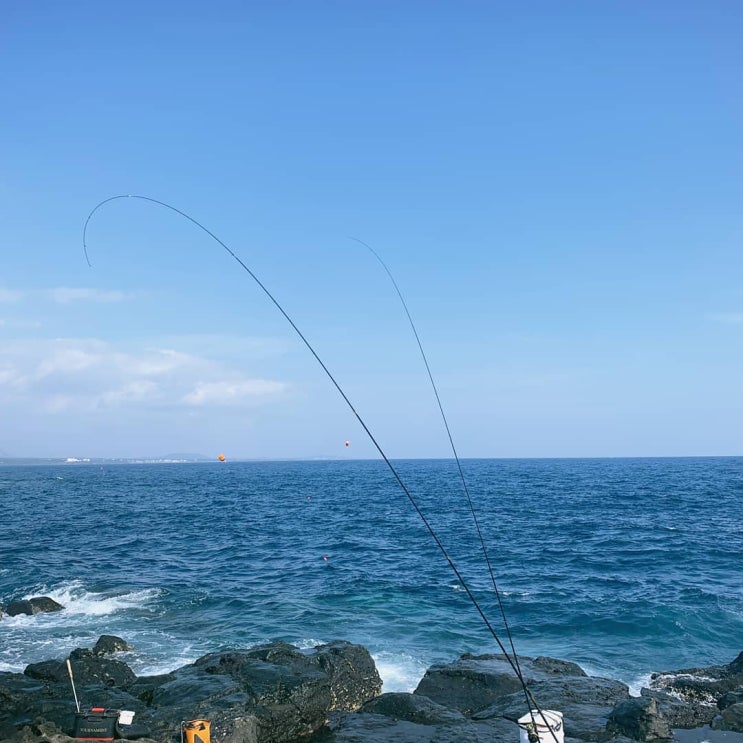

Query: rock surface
319 652 743 742
92 636 133 656
642 651 743 732
0 638 380 743
1 639 742 742
3 597 64 617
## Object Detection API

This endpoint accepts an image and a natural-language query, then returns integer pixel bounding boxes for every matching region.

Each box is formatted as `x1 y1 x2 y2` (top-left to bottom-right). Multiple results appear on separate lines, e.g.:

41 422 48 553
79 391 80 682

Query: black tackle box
72 708 118 741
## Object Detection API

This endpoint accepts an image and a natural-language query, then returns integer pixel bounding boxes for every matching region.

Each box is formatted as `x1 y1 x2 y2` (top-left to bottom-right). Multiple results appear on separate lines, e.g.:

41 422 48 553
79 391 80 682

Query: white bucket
517 709 564 743
118 710 135 725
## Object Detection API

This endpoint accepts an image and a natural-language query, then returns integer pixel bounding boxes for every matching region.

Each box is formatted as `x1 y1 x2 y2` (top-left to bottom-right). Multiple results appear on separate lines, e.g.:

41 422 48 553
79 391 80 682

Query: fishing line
351 237 537 723
83 194 549 733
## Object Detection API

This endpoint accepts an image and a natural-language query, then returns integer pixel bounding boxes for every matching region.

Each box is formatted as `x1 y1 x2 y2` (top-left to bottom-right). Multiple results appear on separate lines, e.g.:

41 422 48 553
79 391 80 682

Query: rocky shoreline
1 630 742 743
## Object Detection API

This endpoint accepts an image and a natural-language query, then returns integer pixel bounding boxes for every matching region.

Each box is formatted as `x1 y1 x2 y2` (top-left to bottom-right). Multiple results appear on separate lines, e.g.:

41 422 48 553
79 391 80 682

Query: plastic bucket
182 720 211 743
118 711 135 726
517 709 564 743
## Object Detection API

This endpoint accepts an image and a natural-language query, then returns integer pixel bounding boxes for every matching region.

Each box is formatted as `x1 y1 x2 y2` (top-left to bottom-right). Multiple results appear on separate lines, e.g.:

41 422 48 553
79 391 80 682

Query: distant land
0 453 213 466
0 453 348 465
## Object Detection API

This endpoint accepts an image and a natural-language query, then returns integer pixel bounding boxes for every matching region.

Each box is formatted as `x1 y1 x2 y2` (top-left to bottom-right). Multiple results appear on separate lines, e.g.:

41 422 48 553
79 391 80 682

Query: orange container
182 720 211 743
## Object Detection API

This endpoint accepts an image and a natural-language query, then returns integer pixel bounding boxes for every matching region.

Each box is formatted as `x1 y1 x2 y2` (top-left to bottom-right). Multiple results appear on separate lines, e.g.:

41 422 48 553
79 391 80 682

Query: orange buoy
217 453 226 462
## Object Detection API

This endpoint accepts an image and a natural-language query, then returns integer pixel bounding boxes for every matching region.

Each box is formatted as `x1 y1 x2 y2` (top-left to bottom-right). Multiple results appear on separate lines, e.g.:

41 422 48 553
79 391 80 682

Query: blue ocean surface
1 457 742 696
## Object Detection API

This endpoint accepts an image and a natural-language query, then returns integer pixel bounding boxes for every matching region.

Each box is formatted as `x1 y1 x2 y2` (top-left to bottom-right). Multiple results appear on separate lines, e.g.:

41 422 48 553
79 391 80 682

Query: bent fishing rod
83 194 550 729
352 237 534 719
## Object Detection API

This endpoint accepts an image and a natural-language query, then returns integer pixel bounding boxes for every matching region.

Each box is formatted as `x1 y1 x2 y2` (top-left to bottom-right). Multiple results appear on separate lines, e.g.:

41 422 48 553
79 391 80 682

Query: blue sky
1 1 742 459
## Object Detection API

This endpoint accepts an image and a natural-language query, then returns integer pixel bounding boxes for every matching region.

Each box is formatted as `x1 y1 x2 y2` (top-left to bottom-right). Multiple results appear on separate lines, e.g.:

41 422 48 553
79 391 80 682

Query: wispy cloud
101 380 160 407
36 346 101 378
0 289 24 303
0 362 26 388
0 338 288 416
0 318 43 329
183 379 285 406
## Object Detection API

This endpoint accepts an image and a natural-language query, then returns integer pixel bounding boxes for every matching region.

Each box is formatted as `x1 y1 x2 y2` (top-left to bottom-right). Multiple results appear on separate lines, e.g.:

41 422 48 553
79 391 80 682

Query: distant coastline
0 455 356 465
1 454 741 466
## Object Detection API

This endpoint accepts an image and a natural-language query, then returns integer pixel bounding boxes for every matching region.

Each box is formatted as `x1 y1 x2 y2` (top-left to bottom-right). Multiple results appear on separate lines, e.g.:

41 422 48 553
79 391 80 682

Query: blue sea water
1 457 742 696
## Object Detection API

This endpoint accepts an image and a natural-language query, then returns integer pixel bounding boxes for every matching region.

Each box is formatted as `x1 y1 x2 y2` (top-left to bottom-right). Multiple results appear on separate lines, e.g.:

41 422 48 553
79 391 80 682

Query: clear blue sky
1 1 742 459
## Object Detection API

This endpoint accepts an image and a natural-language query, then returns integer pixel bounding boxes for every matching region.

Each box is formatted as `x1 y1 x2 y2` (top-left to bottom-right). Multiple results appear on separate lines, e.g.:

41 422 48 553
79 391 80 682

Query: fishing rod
83 195 554 738
351 237 538 728
352 238 521 641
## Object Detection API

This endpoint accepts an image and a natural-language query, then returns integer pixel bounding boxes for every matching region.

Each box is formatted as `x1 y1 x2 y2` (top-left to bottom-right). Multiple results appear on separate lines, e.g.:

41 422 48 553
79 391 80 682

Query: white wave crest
372 651 428 693
627 673 653 697
23 580 162 617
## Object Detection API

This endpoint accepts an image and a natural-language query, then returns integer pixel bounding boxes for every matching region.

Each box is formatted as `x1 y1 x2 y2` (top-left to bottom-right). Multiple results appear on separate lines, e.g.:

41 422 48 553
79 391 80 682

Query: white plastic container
118 710 135 726
517 709 564 743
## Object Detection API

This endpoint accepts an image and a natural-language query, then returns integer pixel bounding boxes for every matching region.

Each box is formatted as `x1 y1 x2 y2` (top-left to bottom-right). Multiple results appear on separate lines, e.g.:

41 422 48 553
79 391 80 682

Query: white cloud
0 289 23 303
36 346 101 378
0 318 43 329
183 379 286 406
0 338 288 416
0 362 26 388
126 348 198 376
101 380 160 406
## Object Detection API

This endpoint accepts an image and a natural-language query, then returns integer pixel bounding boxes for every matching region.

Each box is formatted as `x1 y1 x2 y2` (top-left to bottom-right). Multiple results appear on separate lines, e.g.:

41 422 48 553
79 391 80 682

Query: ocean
1 457 742 697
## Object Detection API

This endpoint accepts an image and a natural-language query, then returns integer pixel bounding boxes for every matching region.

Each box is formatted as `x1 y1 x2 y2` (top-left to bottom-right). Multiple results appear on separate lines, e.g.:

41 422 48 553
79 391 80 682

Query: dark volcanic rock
607 696 672 741
153 640 382 743
0 637 380 743
719 690 743 710
640 687 707 730
414 653 587 717
64 648 136 688
717 702 743 732
481 674 631 743
92 635 132 655
321 653 628 743
4 600 34 618
414 654 527 715
29 597 64 614
320 706 519 742
642 651 743 731
312 640 381 711
3 639 743 742
361 692 468 725
5 598 64 617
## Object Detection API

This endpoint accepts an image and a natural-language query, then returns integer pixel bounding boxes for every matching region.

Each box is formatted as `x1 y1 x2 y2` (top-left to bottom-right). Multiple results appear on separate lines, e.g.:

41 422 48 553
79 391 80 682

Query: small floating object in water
217 453 226 462
322 555 329 561
345 440 350 447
